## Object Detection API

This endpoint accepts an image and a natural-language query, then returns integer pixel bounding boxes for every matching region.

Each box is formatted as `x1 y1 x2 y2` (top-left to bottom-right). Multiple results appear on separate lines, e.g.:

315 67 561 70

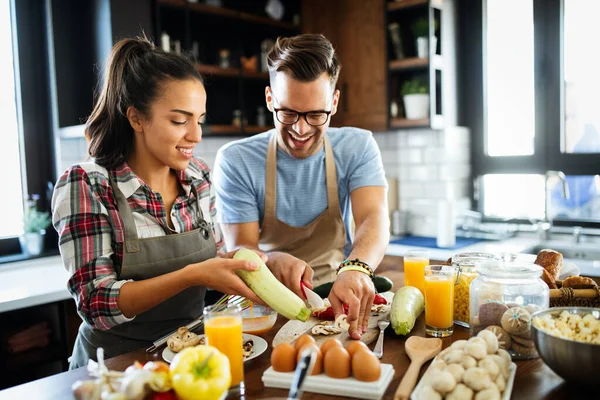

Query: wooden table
0 256 588 399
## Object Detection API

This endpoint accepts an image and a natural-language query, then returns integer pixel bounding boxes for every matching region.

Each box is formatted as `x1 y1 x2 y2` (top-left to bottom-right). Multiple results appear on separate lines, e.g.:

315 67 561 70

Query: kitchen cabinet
302 0 388 132
155 0 302 136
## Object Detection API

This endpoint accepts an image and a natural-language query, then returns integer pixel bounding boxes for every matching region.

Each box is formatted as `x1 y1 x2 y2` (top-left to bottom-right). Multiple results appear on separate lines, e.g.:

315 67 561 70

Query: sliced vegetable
390 286 425 336
312 275 394 298
233 248 311 321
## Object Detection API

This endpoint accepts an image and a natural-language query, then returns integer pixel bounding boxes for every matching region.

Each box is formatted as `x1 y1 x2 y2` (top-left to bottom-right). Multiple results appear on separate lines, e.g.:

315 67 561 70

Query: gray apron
69 176 216 369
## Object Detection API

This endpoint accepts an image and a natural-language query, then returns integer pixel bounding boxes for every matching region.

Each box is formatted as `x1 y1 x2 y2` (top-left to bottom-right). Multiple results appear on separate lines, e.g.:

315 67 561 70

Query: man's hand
328 271 375 340
266 252 314 299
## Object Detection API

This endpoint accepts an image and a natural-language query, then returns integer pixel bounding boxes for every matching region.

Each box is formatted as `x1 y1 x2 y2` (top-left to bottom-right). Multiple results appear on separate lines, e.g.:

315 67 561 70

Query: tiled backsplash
58 126 471 237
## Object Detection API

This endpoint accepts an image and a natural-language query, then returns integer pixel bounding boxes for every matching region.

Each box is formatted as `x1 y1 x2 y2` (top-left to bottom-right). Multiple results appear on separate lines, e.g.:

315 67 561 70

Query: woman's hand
183 252 267 305
265 252 314 299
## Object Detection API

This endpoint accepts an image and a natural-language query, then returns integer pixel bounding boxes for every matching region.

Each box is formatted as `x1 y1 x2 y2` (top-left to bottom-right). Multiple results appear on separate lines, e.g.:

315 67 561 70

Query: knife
287 346 317 400
300 282 325 310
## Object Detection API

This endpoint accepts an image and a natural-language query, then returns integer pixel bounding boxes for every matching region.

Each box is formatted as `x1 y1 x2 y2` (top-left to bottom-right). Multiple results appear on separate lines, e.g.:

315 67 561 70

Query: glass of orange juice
204 303 245 394
424 265 457 337
403 249 430 295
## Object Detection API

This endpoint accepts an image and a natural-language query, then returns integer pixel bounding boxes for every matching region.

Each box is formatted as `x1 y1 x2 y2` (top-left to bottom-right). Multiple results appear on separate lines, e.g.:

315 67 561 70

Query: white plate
411 356 517 400
162 333 268 363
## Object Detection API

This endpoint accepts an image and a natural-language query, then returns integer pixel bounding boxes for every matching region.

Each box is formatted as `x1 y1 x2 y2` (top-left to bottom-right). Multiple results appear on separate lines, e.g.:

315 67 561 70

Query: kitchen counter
0 256 71 313
0 255 584 400
386 233 600 277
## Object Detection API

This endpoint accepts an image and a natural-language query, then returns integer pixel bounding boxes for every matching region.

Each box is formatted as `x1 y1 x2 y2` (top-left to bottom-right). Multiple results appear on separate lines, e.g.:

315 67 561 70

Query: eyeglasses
271 93 333 127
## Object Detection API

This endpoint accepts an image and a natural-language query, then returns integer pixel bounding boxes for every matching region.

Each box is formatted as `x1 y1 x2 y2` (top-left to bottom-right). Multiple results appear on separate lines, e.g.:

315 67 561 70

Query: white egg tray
262 363 395 400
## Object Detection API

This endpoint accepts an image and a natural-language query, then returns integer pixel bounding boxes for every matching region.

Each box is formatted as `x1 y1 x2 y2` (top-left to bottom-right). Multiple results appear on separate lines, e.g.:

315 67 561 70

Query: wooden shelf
195 64 239 77
205 125 240 134
242 70 270 80
389 57 429 70
244 125 270 134
390 117 430 128
387 0 443 12
389 55 443 71
158 0 300 30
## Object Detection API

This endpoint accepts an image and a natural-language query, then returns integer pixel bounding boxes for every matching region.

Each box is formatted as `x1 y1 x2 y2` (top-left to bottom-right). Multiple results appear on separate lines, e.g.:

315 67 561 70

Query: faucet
539 170 570 240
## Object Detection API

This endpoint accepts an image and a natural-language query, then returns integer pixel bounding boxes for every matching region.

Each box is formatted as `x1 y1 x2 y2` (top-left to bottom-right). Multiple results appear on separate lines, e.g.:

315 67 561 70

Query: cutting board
272 291 394 348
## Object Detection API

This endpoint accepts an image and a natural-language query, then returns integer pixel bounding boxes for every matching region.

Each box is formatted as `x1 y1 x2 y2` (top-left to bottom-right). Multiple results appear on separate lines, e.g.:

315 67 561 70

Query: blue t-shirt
213 127 387 256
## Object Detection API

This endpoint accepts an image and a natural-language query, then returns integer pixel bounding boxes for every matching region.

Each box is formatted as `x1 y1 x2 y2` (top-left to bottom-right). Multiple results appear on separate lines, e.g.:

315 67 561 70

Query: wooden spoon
394 336 442 400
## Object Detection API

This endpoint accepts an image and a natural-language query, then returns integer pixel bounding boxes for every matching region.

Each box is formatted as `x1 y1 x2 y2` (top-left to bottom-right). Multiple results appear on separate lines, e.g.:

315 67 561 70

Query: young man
213 34 390 339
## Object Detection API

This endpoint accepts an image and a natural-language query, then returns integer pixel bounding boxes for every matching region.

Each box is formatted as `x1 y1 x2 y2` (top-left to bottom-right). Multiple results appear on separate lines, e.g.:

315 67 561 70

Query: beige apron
259 134 347 285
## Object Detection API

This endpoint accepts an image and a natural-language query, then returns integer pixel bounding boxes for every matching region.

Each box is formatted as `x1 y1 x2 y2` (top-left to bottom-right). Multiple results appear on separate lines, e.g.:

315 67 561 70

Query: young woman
52 36 263 369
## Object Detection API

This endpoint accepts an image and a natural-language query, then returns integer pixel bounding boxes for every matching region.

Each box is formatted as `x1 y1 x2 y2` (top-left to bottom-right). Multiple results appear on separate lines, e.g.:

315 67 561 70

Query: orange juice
404 257 429 295
205 315 244 387
425 275 455 329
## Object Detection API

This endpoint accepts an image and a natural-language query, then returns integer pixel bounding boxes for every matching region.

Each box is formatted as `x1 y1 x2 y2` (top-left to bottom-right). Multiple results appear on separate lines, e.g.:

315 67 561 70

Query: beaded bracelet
336 258 374 278
337 265 372 277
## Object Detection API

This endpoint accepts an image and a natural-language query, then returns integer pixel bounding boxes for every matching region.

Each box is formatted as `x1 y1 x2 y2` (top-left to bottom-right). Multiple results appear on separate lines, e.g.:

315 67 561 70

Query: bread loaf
561 276 598 289
540 268 558 289
534 249 563 281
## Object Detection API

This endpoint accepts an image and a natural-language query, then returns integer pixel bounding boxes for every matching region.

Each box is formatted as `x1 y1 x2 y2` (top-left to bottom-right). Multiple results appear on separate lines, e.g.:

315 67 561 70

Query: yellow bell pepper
169 345 231 400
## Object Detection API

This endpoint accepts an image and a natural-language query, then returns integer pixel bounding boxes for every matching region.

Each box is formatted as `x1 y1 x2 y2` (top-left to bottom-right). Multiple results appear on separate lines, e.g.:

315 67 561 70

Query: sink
520 241 600 262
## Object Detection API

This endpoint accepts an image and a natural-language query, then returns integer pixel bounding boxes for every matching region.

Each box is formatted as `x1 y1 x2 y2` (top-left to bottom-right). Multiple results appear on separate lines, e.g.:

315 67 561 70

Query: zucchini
390 286 425 336
312 275 394 298
233 248 311 321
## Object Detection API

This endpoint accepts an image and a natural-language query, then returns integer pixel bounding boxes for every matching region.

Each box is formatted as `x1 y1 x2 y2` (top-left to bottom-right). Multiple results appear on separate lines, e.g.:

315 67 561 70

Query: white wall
58 127 472 238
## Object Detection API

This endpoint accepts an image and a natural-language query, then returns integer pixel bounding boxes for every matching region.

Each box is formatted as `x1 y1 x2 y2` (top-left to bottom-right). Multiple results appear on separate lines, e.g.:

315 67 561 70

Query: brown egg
345 340 369 357
320 338 343 355
352 349 381 382
271 342 297 372
294 334 316 351
323 346 351 378
296 343 323 375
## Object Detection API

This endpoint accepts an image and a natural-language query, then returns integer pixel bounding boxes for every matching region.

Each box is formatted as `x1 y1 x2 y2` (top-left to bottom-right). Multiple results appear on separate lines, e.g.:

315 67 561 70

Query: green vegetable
390 286 425 335
312 275 394 298
233 249 311 321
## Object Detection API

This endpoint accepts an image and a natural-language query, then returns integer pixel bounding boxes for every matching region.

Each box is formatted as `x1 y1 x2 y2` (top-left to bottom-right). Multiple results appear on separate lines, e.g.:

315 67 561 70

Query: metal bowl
530 307 600 386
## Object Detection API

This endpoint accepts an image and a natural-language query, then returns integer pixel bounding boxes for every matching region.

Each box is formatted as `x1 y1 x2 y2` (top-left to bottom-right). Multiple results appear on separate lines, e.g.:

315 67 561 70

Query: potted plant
20 194 51 256
411 17 438 58
401 78 429 119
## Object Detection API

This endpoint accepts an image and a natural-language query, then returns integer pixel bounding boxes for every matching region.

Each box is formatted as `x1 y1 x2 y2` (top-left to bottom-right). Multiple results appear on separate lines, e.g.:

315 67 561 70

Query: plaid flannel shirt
52 159 224 330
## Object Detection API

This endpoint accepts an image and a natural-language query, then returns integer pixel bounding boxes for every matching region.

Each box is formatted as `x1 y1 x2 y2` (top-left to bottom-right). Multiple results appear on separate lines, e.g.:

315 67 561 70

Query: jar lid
476 259 543 279
452 252 498 267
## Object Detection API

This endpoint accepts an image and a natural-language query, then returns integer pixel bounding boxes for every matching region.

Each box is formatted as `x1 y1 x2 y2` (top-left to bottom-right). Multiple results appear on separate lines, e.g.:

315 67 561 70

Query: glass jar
469 259 549 360
451 252 498 328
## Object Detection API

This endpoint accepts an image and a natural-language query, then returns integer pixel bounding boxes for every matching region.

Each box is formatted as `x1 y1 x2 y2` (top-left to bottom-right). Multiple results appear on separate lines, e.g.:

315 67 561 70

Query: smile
177 147 193 154
289 132 313 142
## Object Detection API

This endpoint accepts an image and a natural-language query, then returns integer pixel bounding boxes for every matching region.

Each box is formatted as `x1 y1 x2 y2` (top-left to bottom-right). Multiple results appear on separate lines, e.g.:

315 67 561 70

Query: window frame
0 0 59 263
461 0 600 228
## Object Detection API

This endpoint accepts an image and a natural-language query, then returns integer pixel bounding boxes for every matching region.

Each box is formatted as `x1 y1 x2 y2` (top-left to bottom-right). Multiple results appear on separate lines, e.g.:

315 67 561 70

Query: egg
345 340 369 357
294 334 316 351
352 349 381 382
296 343 323 375
320 337 343 355
324 346 351 378
271 342 297 372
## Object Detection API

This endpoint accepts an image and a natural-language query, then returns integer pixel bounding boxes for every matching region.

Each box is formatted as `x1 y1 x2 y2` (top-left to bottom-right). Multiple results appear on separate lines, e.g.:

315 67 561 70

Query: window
0 0 24 239
472 0 600 226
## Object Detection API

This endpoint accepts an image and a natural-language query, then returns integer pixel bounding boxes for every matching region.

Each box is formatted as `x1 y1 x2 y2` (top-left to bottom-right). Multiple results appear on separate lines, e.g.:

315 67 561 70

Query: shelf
389 55 443 71
158 0 300 30
390 117 430 128
244 125 270 134
195 64 269 80
390 115 444 129
387 0 443 12
196 64 240 77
